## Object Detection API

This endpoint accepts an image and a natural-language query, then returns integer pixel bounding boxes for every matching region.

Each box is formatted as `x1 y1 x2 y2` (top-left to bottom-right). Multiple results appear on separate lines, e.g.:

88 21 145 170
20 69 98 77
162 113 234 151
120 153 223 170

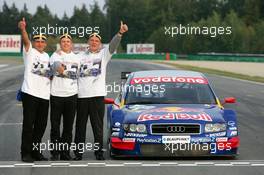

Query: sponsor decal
122 138 135 142
229 127 237 131
130 77 208 85
128 105 156 112
136 138 162 143
216 137 228 142
191 137 212 143
114 122 121 127
127 44 155 54
205 131 226 137
227 121 236 126
162 136 191 144
144 107 203 113
0 35 21 53
112 128 120 132
137 113 212 122
111 132 120 137
230 131 238 136
124 133 148 138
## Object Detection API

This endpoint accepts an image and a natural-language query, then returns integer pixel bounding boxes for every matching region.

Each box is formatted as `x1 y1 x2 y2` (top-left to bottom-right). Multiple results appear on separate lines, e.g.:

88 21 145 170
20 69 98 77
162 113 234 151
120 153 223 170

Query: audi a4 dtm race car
105 70 239 158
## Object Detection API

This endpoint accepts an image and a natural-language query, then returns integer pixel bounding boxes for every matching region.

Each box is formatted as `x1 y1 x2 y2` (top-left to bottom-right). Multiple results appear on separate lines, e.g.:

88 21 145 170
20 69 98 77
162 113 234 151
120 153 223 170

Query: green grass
156 61 264 83
0 56 23 64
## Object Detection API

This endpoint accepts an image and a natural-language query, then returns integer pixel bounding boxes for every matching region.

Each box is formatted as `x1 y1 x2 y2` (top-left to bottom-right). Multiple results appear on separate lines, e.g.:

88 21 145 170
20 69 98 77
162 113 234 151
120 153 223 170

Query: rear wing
121 72 131 80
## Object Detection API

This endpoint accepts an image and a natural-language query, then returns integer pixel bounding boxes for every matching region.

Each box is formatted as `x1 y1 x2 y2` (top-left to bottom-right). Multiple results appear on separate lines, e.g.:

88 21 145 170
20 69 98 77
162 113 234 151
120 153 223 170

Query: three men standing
19 18 128 161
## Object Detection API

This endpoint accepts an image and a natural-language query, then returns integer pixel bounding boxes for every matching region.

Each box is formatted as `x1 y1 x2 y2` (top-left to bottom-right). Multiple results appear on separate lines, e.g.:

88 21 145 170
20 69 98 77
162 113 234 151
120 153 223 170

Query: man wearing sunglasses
74 21 128 160
18 18 51 162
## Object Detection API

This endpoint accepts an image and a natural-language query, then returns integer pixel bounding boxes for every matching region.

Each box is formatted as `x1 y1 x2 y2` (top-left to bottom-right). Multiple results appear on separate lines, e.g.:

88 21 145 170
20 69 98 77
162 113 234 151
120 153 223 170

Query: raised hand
18 17 30 52
119 21 128 34
18 17 26 31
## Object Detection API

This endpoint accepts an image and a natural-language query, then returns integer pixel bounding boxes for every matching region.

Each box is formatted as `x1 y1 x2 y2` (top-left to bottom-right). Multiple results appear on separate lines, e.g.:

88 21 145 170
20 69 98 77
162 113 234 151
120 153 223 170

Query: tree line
0 0 263 53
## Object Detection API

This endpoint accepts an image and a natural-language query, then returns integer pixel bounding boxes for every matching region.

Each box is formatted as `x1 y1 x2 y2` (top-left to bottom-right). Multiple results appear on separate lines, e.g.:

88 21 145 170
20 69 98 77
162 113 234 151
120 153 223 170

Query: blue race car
105 70 239 158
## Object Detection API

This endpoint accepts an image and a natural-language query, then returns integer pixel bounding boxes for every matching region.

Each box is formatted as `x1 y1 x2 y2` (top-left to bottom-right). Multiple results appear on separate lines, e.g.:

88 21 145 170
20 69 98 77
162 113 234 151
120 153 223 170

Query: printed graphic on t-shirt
54 62 79 80
79 58 102 77
31 59 52 78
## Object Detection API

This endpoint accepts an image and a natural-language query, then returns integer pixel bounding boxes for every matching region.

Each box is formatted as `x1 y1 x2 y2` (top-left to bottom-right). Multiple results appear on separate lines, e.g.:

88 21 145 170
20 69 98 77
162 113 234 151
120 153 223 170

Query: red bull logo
137 113 212 122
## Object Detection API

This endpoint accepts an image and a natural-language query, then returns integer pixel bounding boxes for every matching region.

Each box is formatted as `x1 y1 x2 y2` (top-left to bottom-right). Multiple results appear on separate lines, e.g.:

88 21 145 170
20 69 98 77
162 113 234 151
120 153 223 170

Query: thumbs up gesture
18 17 26 31
119 21 128 34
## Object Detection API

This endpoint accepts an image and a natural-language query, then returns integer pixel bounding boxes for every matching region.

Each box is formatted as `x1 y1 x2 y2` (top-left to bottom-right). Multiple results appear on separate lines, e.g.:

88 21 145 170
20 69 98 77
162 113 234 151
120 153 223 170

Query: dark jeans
21 92 49 156
74 96 105 157
50 94 77 155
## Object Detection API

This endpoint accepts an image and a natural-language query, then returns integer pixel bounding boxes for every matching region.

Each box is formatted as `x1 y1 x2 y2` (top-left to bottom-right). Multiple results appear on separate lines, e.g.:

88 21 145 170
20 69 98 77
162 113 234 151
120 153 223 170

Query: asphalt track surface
0 59 264 175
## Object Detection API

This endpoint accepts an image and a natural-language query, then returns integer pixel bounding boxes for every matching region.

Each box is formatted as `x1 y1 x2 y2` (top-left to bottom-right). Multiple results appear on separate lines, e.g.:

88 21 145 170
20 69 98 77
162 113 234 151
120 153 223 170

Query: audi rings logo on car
166 126 186 132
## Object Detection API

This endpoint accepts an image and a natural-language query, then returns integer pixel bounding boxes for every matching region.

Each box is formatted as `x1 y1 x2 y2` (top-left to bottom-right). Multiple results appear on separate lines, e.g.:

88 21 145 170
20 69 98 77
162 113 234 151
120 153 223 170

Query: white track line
123 162 142 165
141 163 160 167
0 64 8 68
251 164 264 166
0 123 22 126
105 164 125 167
195 162 215 165
33 164 51 167
69 164 88 167
159 162 178 166
0 165 15 168
0 161 264 168
87 162 106 166
231 162 251 165
51 162 70 166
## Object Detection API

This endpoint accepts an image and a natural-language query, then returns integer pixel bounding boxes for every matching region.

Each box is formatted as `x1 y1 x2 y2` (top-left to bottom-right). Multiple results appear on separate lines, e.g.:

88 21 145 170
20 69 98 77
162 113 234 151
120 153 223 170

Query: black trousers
74 96 105 156
21 92 49 156
50 94 77 155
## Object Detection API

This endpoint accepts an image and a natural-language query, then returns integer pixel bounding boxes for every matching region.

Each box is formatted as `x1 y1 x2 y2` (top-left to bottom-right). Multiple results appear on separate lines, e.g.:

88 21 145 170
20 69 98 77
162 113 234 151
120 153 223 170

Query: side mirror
104 98 119 108
223 97 236 104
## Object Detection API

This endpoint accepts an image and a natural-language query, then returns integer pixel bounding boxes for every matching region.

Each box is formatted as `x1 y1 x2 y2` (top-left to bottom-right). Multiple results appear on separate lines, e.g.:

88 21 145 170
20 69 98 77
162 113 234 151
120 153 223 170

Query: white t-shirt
21 43 51 100
50 51 80 97
78 46 112 98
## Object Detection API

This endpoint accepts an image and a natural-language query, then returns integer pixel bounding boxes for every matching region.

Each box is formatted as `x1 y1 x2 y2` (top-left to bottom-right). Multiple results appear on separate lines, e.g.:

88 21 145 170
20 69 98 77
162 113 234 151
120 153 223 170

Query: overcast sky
0 0 105 18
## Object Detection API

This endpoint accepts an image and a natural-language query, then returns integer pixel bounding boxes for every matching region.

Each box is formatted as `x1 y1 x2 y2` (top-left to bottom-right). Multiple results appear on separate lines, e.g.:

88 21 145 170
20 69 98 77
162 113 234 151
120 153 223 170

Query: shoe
50 154 59 161
73 156 82 161
32 152 48 161
60 152 72 160
22 154 34 163
95 151 105 160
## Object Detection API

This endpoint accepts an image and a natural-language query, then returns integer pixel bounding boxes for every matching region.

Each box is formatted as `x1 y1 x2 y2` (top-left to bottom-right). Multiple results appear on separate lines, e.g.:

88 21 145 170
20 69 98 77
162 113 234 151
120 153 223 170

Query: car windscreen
125 81 217 105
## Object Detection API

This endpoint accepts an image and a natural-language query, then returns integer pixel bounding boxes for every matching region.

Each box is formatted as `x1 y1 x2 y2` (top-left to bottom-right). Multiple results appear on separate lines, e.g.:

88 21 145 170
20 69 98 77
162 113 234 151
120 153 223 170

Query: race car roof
132 70 207 79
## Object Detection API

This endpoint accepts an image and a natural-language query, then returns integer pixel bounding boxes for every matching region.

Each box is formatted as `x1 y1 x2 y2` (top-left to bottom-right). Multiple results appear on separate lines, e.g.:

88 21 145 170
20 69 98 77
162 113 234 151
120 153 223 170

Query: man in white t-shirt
18 18 51 162
74 21 128 160
49 34 80 161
